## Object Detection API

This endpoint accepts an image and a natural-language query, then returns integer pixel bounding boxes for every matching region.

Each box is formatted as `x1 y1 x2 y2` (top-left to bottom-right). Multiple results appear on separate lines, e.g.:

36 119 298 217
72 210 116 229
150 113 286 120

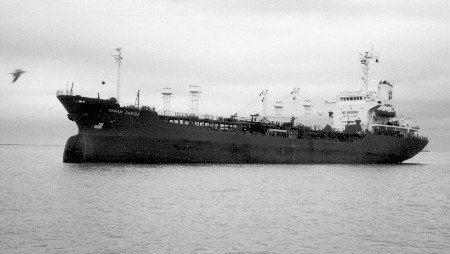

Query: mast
162 87 173 115
359 48 379 95
112 48 122 103
302 100 312 115
189 85 201 116
292 87 300 119
274 101 283 116
135 90 140 109
260 89 268 116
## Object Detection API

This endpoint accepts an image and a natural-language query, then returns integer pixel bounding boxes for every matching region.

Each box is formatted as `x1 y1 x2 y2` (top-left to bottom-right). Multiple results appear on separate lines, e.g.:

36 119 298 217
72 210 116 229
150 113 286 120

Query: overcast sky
1 0 449 151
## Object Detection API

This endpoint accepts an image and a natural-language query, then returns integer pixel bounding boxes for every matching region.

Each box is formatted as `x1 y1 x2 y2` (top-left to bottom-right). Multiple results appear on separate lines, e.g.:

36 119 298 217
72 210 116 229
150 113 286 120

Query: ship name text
109 109 141 117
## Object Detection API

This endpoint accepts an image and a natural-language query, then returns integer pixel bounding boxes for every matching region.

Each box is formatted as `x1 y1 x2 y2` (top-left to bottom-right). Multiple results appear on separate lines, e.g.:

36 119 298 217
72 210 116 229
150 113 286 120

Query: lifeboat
374 105 396 117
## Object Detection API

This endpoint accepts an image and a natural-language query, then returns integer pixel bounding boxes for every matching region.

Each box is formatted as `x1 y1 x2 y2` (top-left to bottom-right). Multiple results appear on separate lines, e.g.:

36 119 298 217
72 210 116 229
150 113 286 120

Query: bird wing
10 69 25 83
12 75 19 82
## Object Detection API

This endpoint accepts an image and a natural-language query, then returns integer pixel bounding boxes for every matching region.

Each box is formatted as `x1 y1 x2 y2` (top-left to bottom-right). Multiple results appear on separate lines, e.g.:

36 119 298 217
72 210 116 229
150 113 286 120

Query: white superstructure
330 49 420 136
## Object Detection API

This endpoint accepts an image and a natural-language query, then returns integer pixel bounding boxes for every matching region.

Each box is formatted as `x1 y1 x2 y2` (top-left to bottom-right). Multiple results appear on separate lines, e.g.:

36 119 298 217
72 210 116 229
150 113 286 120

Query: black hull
58 95 428 164
63 133 427 164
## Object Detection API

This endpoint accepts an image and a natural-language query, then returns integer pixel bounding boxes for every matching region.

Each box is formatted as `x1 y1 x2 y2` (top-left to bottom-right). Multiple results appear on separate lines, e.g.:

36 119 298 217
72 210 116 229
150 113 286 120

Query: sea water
0 145 449 253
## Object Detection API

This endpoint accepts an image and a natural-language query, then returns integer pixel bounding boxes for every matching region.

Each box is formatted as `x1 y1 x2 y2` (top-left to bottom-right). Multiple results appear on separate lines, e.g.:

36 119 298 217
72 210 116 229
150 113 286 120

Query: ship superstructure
330 49 419 139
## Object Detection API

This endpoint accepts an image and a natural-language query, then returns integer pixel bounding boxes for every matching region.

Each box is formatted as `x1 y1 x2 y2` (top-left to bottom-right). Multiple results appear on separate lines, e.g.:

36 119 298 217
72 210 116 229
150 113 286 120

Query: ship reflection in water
57 48 428 163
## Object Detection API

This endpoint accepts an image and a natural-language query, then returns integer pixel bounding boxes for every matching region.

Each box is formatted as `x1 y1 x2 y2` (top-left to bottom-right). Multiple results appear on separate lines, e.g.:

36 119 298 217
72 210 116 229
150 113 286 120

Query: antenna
359 48 380 95
135 90 140 109
112 48 122 103
162 87 173 115
189 85 201 116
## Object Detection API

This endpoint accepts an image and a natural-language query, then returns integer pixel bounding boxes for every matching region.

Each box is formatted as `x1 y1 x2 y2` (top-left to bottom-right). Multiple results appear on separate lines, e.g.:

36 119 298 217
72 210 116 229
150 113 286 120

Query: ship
57 48 428 163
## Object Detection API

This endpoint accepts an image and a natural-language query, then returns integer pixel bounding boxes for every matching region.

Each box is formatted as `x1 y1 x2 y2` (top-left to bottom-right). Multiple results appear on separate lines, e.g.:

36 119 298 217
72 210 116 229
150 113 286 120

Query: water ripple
0 146 449 253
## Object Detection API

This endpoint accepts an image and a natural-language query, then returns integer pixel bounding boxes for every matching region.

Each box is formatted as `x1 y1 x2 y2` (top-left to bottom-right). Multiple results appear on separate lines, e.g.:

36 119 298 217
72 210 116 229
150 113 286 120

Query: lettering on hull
108 108 140 117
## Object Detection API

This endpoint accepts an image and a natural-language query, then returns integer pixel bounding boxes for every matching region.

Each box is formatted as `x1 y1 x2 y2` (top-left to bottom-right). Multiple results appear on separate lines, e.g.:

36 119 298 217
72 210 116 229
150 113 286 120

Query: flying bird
10 69 26 83
317 111 324 116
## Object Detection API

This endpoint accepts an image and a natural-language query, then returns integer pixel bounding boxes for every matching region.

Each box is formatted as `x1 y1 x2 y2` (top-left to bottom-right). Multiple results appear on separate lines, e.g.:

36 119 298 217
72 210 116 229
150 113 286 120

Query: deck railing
370 124 427 140
371 124 417 133
56 90 73 96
